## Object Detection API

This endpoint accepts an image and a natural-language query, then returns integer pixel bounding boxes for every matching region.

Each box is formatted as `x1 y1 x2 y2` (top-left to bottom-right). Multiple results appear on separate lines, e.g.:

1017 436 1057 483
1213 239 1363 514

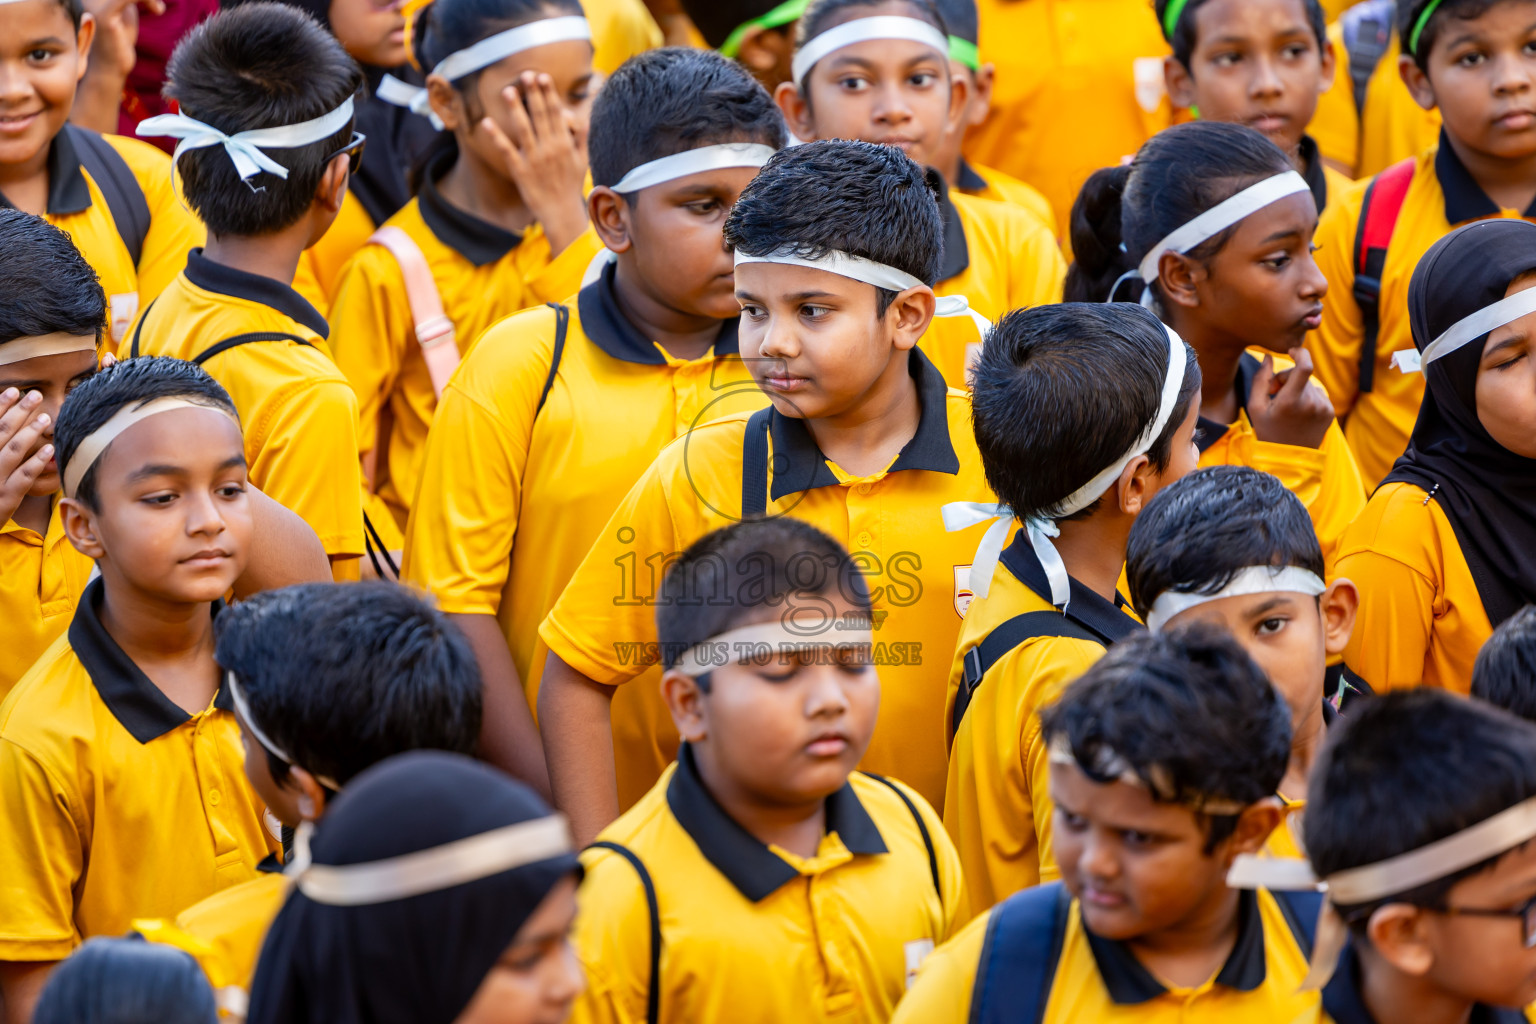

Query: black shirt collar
1195 352 1263 453
67 578 231 745
1322 943 1529 1024
1088 889 1268 1004
576 261 740 365
665 743 887 902
766 348 959 501
928 168 971 283
1299 135 1329 214
1436 128 1536 222
957 160 988 193
184 248 330 339
417 149 522 266
0 125 93 216
998 531 1142 644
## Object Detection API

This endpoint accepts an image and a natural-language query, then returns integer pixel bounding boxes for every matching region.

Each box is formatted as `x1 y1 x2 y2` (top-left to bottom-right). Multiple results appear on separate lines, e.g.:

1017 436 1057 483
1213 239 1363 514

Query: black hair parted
1400 0 1514 68
1126 466 1324 622
54 357 239 512
0 210 107 346
589 48 783 189
798 0 948 48
1473 606 1536 724
1040 623 1293 851
215 582 483 789
1066 121 1293 305
165 2 364 238
1157 0 1326 70
1305 690 1536 933
680 0 795 49
970 302 1200 524
932 0 978 44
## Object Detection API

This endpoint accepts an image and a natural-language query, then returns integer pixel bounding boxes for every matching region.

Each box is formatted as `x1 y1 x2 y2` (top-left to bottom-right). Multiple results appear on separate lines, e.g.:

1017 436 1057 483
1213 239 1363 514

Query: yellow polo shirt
0 581 278 960
126 249 366 569
1311 22 1360 176
327 152 601 526
943 534 1142 914
584 0 664 74
1312 135 1536 485
572 745 967 1024
402 265 765 722
539 349 998 811
957 160 1057 237
0 502 92 701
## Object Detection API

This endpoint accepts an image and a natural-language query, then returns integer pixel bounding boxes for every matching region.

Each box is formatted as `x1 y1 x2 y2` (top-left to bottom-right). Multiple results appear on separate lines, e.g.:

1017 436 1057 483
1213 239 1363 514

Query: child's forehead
1191 0 1317 34
1049 756 1207 831
734 260 872 300
3 0 75 34
96 404 243 476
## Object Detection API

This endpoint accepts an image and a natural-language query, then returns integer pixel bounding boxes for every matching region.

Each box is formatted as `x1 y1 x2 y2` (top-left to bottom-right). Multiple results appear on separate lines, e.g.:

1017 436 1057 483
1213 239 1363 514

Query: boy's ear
290 766 329 822
1319 37 1338 96
74 12 96 81
1399 54 1437 112
588 187 633 255
966 64 997 127
1164 54 1197 111
661 669 709 743
426 75 465 132
946 68 970 132
775 81 817 142
1320 578 1359 658
314 153 350 215
886 286 936 352
1115 453 1155 516
59 497 105 561
1156 250 1205 310
1224 796 1284 861
1366 904 1438 977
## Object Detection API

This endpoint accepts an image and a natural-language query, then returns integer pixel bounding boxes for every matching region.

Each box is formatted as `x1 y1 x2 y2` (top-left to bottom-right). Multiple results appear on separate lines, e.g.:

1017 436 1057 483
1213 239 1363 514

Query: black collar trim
998 532 1142 644
1195 352 1262 453
767 348 959 501
929 168 971 283
67 578 230 745
257 852 285 874
1436 129 1536 222
1089 889 1267 1004
576 261 740 365
184 249 330 339
0 126 93 215
1300 135 1328 214
417 150 521 266
1322 943 1528 1024
665 743 887 902
957 160 988 193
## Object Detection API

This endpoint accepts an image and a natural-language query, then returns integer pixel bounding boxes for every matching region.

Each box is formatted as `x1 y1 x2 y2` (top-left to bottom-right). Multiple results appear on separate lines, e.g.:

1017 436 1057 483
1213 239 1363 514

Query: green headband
949 36 980 71
720 0 810 59
1408 0 1446 57
1161 0 1191 38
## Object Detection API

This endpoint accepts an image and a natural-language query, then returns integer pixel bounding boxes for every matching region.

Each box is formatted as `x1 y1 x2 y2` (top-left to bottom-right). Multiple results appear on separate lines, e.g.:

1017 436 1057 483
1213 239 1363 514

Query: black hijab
245 751 579 1024
1383 218 1536 627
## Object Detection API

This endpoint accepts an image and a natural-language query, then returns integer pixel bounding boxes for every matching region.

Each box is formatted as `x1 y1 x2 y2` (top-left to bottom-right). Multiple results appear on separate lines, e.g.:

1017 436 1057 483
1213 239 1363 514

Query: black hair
1126 466 1324 621
1065 120 1293 305
589 48 784 190
1157 0 1326 71
932 0 977 44
681 0 797 49
656 518 873 690
1305 690 1536 934
799 0 949 47
1401 0 1517 69
723 139 944 316
165 3 363 238
970 302 1201 523
33 936 217 1024
56 0 84 30
1041 623 1293 852
1473 606 1536 723
0 210 107 346
216 582 482 789
54 357 239 512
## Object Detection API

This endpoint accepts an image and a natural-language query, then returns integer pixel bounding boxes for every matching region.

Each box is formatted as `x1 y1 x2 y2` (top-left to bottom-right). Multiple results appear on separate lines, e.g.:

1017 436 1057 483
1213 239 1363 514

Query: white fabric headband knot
1391 286 1536 374
943 323 1188 609
137 97 356 190
61 397 239 498
227 671 340 790
1145 565 1327 633
793 16 949 85
673 617 875 675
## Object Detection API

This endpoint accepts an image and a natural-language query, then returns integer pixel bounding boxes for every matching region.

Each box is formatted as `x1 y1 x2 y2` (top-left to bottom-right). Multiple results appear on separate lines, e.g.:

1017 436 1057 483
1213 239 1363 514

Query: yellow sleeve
327 245 414 462
1026 642 1107 889
889 910 990 1024
1310 185 1367 419
568 848 660 1024
111 135 205 306
524 227 604 305
1005 216 1067 309
1337 547 1435 692
0 740 83 961
889 777 972 938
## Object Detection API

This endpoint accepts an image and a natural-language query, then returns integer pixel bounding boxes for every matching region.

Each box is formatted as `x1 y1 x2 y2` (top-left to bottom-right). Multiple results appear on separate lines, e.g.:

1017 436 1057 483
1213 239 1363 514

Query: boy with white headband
942 301 1201 913
404 47 779 794
0 358 280 1021
574 517 967 1024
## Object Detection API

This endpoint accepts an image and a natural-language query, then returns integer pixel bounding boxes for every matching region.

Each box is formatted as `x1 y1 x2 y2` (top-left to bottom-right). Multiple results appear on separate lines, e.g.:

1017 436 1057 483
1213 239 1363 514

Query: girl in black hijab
246 751 584 1024
1333 218 1536 693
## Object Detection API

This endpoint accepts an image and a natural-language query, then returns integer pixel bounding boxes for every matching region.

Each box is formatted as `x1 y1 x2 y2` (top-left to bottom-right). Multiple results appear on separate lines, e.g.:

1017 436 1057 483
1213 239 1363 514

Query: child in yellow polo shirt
403 47 778 793
902 627 1320 1024
682 0 805 91
539 140 1000 843
0 358 280 1020
942 302 1201 912
1474 608 1536 722
1070 121 1366 568
574 517 966 1024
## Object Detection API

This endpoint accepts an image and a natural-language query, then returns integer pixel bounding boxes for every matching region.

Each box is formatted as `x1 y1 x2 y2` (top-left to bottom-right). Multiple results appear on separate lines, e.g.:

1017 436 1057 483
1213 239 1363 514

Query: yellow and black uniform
402 263 765 721
127 250 366 572
1313 133 1536 485
0 581 278 961
893 883 1321 1024
539 350 997 811
571 743 968 1024
943 533 1142 913
327 151 601 527
0 125 203 345
957 160 1058 237
0 502 92 700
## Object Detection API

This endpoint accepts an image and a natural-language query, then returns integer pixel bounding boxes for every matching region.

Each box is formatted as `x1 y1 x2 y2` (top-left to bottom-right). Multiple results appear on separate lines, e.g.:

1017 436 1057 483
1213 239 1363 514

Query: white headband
227 671 340 790
1048 734 1249 815
1392 286 1536 374
61 397 239 498
613 143 777 193
792 15 949 85
137 97 356 188
674 618 874 675
943 323 1188 608
1146 565 1327 633
0 333 97 367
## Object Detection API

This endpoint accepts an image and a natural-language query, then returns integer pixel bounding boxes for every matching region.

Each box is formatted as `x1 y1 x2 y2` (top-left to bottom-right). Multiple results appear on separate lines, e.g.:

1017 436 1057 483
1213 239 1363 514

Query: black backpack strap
362 511 400 581
1340 0 1393 112
860 772 940 896
952 611 1100 743
587 841 661 1024
534 303 569 417
1273 888 1324 960
69 126 151 269
193 332 314 366
127 297 158 359
970 882 1072 1024
739 406 773 519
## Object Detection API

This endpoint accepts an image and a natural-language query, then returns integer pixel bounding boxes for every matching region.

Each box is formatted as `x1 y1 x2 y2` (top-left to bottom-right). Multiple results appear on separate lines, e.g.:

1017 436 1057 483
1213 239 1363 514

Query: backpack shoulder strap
586 841 661 1024
368 226 458 399
1351 157 1416 394
534 303 569 418
952 611 1101 743
1272 888 1324 960
970 882 1072 1024
739 407 773 519
127 297 159 359
859 772 941 896
1340 0 1395 112
193 332 314 366
69 127 151 271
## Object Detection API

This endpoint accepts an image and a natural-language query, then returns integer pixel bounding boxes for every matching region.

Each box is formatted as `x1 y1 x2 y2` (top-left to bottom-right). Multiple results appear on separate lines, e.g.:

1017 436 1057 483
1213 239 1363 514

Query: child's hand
0 389 55 527
479 72 590 258
1247 347 1334 450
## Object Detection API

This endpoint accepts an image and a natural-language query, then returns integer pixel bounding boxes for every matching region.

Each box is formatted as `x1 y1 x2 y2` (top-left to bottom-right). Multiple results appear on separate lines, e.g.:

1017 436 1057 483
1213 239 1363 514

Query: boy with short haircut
899 627 1320 1023
942 301 1201 911
681 0 805 91
573 517 967 1024
129 3 369 578
539 140 1001 843
403 46 778 792
1472 606 1536 723
0 357 280 1021
1313 0 1536 485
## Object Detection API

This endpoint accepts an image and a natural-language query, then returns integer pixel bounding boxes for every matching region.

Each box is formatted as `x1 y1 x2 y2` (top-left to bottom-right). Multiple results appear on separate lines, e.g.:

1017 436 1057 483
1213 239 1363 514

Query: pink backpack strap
368 226 458 398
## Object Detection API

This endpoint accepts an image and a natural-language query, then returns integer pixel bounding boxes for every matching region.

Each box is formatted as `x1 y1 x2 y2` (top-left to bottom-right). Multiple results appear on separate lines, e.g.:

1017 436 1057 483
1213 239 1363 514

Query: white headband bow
137 97 355 188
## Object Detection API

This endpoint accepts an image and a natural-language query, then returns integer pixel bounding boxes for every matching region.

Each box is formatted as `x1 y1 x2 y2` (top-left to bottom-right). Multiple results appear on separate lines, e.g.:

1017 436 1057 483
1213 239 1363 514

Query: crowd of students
4 0 1536 1021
